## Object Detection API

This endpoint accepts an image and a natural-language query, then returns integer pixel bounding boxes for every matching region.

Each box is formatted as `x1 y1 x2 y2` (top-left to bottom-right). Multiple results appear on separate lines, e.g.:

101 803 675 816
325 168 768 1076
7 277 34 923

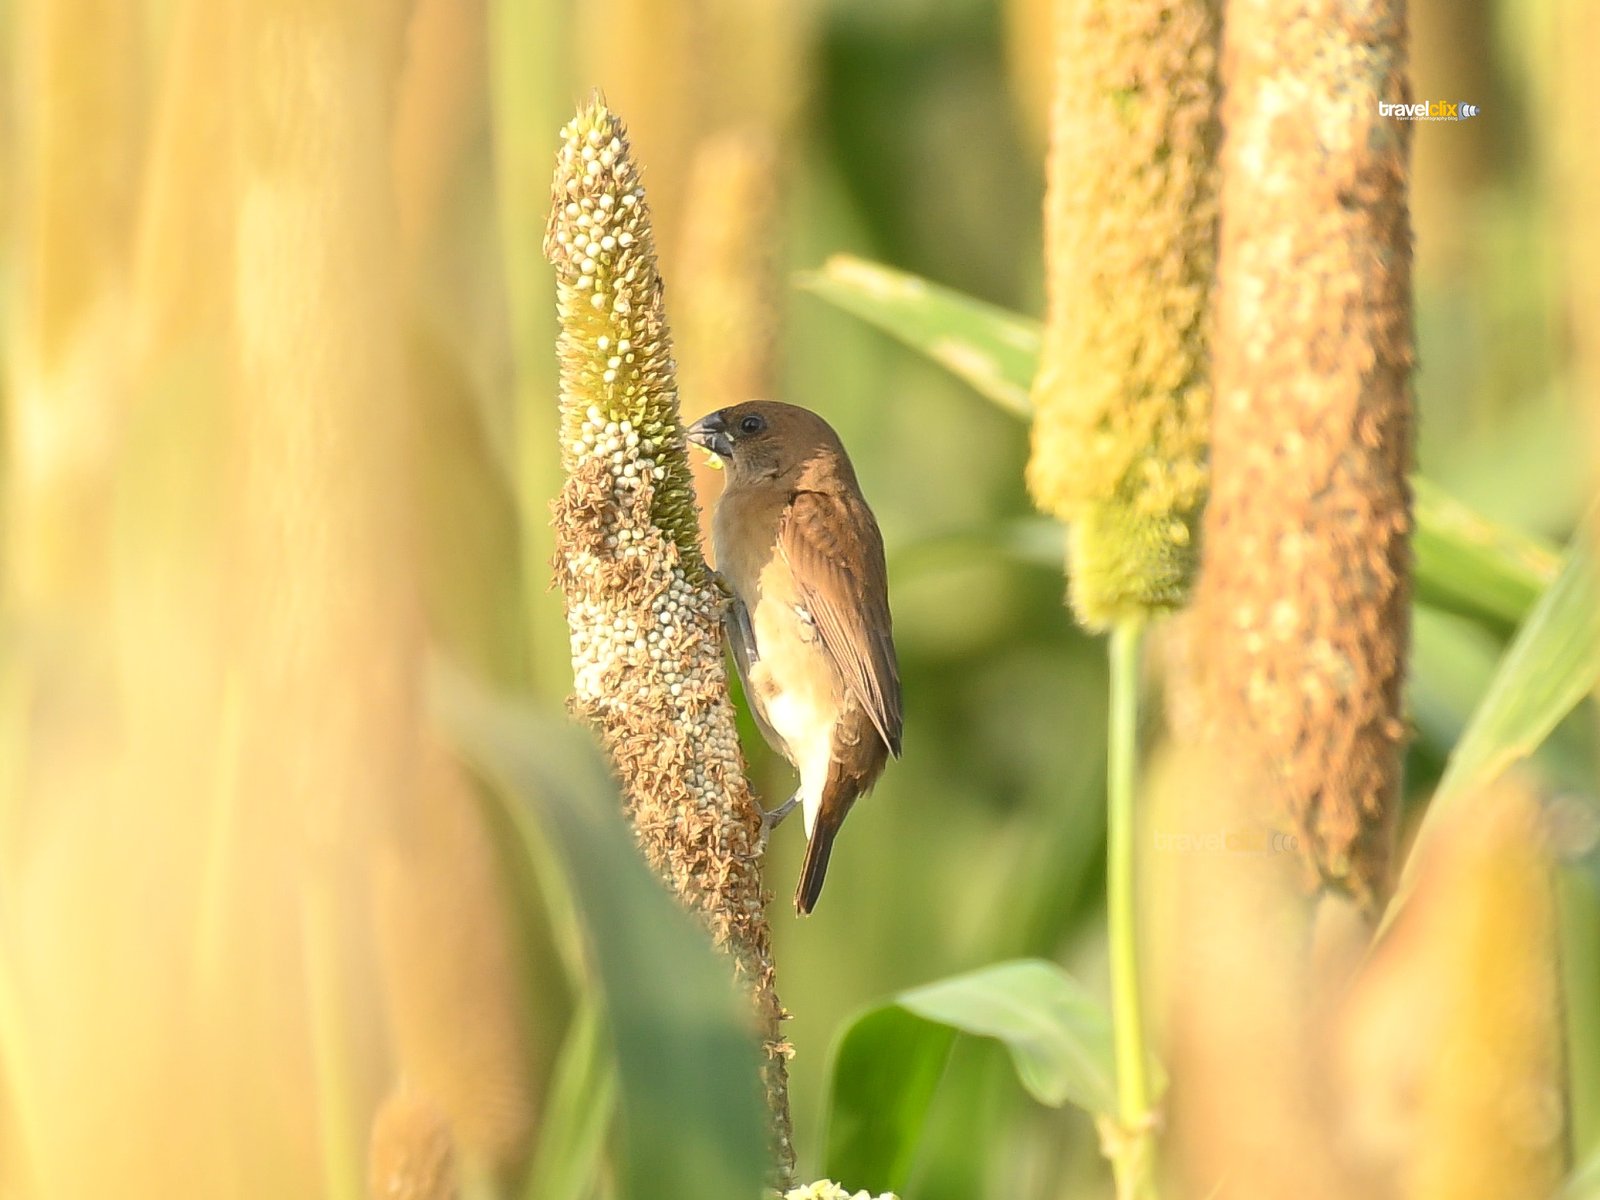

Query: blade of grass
797 255 1039 418
1412 476 1561 630
1410 609 1596 792
1386 526 1600 932
523 998 616 1200
1431 527 1599 806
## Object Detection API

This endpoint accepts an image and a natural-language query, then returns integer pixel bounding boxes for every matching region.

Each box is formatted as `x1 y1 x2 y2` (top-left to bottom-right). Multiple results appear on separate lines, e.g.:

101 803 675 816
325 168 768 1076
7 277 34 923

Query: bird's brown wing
778 489 903 757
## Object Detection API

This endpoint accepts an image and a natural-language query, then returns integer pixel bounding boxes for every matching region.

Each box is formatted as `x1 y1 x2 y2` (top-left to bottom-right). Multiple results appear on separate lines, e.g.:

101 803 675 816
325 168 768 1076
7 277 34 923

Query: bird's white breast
713 490 840 837
745 587 840 839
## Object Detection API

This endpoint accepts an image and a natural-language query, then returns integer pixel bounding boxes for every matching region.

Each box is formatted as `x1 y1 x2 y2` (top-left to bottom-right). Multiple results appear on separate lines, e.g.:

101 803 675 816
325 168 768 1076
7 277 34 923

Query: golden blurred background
0 0 1595 1197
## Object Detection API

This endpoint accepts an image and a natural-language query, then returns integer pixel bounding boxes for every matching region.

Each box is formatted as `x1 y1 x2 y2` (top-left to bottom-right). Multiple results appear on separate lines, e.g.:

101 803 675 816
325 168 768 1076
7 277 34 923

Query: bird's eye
739 413 766 435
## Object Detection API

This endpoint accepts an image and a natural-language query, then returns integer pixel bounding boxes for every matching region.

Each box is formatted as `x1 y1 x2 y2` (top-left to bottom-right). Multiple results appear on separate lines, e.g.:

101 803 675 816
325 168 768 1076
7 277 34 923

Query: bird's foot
761 794 799 832
750 794 799 855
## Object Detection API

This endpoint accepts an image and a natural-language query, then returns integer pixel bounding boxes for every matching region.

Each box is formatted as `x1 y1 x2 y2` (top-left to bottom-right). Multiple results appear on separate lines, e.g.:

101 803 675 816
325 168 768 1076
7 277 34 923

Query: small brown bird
687 401 902 914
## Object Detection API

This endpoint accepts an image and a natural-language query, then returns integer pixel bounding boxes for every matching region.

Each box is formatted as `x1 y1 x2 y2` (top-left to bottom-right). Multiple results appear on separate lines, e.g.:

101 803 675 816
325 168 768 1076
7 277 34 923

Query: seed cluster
784 1183 898 1200
545 103 704 583
544 96 795 1181
555 451 761 920
1027 0 1219 631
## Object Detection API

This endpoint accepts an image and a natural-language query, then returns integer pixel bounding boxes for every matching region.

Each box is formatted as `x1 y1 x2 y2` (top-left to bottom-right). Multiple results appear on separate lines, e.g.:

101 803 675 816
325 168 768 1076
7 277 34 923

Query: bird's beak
686 411 735 461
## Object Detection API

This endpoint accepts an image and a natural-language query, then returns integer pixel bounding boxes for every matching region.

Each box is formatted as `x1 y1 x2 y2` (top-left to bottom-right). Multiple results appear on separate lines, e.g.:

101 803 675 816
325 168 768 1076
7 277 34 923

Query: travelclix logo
1379 99 1481 121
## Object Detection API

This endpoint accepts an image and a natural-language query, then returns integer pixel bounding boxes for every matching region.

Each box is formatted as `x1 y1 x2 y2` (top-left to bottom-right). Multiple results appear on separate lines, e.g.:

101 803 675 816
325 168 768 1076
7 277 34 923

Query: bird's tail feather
794 818 840 915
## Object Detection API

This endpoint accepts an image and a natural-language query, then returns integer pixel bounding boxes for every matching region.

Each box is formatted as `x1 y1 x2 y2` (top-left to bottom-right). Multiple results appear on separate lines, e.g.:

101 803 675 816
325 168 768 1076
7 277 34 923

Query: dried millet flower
1190 0 1413 909
543 94 795 1183
1027 0 1219 631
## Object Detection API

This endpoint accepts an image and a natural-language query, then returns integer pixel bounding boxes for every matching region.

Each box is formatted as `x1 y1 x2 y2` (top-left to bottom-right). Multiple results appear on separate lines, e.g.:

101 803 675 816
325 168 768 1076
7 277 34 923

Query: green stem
1559 865 1600 1166
1107 617 1155 1197
302 877 361 1200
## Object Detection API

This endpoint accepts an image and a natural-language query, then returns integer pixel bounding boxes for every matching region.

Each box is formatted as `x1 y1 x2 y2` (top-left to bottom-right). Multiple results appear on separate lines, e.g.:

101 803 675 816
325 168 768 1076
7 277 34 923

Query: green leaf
801 254 1561 634
522 999 615 1200
1412 476 1560 631
435 666 768 1200
1410 609 1596 793
824 1006 955 1196
1389 526 1600 926
1565 1146 1600 1200
797 255 1040 418
897 960 1116 1111
823 959 1115 1194
1433 526 1600 804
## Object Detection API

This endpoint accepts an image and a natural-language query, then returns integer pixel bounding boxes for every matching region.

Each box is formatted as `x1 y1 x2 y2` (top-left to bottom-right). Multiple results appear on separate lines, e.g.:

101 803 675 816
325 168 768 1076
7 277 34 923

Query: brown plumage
686 401 902 914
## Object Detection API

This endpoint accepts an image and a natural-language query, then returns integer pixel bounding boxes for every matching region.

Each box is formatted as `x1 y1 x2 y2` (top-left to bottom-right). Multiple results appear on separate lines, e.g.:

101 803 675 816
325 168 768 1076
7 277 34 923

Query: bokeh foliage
0 0 1596 1197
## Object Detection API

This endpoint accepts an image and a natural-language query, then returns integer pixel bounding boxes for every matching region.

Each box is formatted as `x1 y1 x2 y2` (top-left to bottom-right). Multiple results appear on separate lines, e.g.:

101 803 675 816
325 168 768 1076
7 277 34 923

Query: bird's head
686 401 850 486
